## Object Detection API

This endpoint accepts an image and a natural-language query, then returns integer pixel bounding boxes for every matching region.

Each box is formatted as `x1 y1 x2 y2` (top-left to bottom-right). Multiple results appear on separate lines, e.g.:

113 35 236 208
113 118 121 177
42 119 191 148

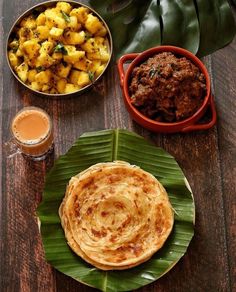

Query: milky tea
11 107 53 160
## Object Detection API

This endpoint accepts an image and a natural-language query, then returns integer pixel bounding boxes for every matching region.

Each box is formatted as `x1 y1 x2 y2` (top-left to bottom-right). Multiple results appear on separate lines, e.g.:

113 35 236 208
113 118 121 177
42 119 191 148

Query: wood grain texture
212 37 236 292
0 1 235 292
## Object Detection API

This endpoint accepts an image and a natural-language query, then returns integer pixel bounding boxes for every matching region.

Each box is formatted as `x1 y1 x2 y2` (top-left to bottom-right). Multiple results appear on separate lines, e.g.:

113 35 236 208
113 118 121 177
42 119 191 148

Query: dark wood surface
1 1 236 291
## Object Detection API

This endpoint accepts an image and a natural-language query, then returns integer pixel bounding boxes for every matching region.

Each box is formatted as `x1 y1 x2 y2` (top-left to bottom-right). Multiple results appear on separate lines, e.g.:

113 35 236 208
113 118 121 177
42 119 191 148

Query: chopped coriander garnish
61 11 71 23
88 71 95 82
85 32 93 40
54 43 68 55
36 66 45 72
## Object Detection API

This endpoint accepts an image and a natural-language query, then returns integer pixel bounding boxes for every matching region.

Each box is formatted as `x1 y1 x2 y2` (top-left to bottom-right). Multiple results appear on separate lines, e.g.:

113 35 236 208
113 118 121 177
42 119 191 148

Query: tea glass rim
11 106 53 147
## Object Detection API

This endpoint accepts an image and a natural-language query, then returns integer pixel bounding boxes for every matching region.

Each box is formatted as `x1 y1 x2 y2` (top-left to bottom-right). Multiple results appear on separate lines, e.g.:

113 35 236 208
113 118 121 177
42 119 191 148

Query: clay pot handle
182 95 217 132
117 53 139 87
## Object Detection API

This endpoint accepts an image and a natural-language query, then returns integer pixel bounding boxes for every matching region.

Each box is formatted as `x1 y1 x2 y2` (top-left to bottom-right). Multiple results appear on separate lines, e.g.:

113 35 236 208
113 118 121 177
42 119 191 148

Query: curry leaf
149 68 157 78
36 66 45 72
88 71 95 82
54 43 68 55
61 10 71 23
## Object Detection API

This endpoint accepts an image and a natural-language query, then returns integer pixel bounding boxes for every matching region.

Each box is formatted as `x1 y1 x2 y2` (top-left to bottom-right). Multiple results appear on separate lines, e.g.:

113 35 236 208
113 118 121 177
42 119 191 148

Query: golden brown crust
59 161 174 270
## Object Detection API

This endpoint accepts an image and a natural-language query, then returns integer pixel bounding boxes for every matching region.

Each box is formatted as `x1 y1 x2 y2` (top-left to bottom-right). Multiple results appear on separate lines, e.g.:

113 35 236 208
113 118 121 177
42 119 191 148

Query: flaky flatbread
59 161 174 270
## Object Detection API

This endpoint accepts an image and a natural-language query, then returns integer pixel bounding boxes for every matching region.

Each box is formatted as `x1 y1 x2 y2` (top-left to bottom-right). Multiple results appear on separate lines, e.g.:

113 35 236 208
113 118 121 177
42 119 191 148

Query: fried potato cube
36 13 46 26
73 57 92 71
18 27 33 42
35 69 52 84
36 25 49 41
22 39 40 59
44 20 54 30
20 16 37 29
70 7 89 23
70 70 91 87
56 63 72 78
16 48 23 57
50 87 58 94
81 38 98 53
8 51 20 68
42 84 51 92
40 41 55 54
30 81 42 91
36 53 55 68
27 69 37 82
95 26 107 37
9 40 19 51
67 16 81 31
63 50 85 64
45 9 66 29
77 71 91 87
55 16 66 29
88 60 101 73
69 70 80 85
94 37 105 46
44 8 56 19
52 52 63 61
36 26 50 41
49 27 64 39
95 64 106 77
56 78 67 93
87 47 110 62
64 83 80 93
64 45 76 53
56 2 72 14
16 62 28 82
64 31 85 45
85 14 103 34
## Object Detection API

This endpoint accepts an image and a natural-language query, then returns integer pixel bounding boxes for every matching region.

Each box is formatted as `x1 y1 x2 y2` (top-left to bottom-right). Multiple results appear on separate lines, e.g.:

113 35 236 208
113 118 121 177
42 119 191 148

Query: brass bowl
6 0 113 98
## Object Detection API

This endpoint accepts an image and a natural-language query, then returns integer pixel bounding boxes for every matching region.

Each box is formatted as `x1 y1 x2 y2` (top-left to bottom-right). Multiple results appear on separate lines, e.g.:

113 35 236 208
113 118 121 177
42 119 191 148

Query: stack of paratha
59 161 174 270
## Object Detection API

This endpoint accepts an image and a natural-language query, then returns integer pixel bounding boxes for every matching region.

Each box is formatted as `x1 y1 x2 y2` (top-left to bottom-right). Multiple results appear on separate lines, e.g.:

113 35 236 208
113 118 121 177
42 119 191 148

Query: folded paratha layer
59 161 174 270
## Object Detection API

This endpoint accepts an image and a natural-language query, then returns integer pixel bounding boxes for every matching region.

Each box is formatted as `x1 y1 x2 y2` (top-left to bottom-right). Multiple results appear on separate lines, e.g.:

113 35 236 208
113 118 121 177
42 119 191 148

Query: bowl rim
122 45 211 128
6 0 113 98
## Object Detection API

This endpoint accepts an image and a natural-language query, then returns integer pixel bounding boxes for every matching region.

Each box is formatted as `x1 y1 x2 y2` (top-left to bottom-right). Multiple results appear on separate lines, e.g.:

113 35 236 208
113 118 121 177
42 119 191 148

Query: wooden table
0 1 235 291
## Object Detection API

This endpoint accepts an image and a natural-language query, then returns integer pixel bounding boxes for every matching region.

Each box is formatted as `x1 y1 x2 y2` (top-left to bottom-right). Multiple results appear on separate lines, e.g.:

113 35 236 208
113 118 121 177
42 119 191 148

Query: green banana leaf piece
196 0 236 57
37 129 195 292
88 0 235 58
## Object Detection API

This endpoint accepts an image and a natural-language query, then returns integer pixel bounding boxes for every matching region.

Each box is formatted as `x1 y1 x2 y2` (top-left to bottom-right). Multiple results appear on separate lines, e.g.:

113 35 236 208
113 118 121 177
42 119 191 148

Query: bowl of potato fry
7 0 113 97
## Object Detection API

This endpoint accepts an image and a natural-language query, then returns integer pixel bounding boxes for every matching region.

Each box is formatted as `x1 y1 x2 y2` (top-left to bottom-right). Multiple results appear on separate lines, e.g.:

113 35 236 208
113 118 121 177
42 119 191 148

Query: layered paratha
59 161 174 270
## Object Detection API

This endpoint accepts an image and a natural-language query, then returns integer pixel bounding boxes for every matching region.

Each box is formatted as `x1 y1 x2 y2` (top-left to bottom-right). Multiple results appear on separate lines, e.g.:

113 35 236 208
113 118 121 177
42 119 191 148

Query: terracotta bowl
118 46 217 133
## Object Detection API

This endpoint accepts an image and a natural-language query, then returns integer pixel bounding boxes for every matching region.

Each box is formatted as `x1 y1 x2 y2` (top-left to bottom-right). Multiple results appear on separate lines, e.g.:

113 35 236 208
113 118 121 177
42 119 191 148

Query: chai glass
11 106 54 161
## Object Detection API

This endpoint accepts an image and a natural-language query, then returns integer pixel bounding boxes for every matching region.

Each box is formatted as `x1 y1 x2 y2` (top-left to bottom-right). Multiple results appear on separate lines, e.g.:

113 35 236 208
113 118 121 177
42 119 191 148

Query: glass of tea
11 106 54 161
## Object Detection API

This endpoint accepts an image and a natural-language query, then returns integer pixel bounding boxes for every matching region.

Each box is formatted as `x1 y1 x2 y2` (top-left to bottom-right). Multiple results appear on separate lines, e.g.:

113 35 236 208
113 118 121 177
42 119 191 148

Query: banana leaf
88 0 235 58
37 129 195 292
